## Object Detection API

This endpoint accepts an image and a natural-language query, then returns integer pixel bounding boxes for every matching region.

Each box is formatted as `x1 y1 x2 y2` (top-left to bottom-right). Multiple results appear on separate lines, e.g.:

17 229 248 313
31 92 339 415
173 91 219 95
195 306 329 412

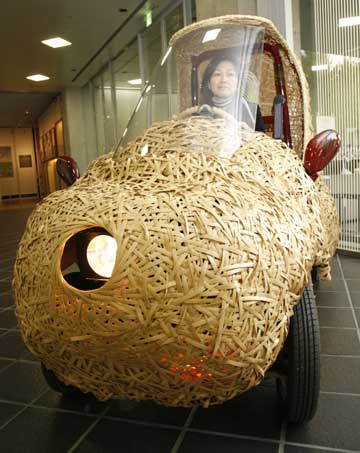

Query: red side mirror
304 130 341 181
56 156 80 187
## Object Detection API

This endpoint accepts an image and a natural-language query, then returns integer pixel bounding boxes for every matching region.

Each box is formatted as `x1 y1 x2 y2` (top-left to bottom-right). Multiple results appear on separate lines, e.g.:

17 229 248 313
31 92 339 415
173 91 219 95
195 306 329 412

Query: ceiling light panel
128 79 142 85
26 74 50 82
41 37 72 48
311 64 329 71
339 16 360 27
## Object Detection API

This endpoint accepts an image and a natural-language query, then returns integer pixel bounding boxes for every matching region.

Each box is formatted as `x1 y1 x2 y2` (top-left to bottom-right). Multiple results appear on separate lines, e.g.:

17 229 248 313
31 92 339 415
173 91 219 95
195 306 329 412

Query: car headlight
86 235 117 278
60 227 117 290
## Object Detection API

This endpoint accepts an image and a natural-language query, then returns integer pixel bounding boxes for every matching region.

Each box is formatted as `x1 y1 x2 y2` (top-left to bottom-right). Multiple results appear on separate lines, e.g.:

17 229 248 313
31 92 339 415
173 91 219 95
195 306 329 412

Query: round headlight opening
86 235 117 278
60 227 117 291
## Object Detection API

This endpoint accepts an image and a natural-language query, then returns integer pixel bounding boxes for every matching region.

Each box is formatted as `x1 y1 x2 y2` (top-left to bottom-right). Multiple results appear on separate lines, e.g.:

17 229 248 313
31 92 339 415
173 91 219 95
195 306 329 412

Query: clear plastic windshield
113 24 264 160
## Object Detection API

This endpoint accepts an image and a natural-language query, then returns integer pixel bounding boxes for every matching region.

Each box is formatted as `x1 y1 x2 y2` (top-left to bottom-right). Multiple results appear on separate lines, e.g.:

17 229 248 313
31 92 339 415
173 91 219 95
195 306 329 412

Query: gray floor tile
355 309 360 327
0 281 11 293
320 356 360 393
346 279 360 292
0 330 36 360
0 362 48 403
0 308 18 329
0 401 24 428
74 419 179 453
179 431 279 452
351 292 360 307
339 256 360 279
35 389 110 415
190 386 282 440
315 279 346 292
320 327 360 355
317 307 356 328
0 406 94 453
286 393 360 451
315 291 350 307
0 358 13 373
108 399 191 426
0 293 14 309
341 265 360 279
285 446 349 453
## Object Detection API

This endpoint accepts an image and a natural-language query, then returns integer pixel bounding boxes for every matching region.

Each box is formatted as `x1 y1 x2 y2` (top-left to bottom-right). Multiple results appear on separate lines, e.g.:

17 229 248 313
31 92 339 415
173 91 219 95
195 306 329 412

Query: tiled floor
0 203 359 453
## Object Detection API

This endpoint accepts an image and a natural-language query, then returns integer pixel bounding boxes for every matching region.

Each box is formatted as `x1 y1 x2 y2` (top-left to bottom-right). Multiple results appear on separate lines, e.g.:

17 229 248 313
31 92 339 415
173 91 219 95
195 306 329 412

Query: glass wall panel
93 74 106 155
102 66 116 151
81 1 195 162
301 0 360 252
165 4 184 41
165 4 184 114
81 82 98 161
143 21 162 80
113 40 142 139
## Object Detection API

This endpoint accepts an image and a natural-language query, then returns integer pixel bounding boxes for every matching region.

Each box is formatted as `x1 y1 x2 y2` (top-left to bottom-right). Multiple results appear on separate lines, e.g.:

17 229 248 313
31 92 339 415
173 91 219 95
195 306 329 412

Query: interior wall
0 128 37 198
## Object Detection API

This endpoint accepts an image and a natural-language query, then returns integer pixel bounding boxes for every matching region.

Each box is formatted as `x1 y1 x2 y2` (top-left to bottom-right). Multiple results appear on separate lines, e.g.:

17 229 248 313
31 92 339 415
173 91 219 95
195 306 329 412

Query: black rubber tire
277 285 320 424
41 363 81 396
311 266 319 287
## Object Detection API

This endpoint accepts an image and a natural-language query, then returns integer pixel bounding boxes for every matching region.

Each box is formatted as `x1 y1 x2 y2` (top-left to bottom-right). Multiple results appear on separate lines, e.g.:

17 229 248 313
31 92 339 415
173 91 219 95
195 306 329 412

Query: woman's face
208 60 238 98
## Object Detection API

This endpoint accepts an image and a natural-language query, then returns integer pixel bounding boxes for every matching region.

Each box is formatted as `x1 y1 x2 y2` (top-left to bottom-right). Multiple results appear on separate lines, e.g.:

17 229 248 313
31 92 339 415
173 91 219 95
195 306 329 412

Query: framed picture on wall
50 127 56 155
55 119 64 156
41 136 45 162
41 133 50 161
19 154 32 168
0 146 14 177
41 129 57 161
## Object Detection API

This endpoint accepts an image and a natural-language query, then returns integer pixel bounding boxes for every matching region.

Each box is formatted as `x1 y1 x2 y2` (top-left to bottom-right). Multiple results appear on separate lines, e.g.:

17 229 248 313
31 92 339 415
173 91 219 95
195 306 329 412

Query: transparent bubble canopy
114 22 265 160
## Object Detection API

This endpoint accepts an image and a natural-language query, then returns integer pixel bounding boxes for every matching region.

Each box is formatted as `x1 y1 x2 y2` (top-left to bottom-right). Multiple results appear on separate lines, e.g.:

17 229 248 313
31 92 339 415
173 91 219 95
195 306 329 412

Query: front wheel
277 285 320 424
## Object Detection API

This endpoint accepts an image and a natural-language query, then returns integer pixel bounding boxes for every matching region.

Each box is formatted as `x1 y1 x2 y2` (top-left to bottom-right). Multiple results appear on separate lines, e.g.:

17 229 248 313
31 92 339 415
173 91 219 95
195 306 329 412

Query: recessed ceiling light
41 37 72 48
128 79 142 85
26 74 50 82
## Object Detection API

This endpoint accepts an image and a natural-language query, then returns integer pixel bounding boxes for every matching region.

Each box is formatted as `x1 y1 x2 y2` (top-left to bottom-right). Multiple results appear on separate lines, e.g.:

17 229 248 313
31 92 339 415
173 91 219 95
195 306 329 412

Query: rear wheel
41 363 81 396
277 285 320 423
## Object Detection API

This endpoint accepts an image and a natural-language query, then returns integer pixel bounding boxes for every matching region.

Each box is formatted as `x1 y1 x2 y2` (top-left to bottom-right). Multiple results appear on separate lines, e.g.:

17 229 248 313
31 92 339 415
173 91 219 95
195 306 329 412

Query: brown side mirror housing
56 156 80 186
304 130 341 181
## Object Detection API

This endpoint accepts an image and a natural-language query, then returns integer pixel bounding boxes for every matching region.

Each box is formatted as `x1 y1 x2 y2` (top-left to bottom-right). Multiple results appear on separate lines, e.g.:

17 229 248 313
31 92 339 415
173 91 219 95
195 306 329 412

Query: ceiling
0 0 168 128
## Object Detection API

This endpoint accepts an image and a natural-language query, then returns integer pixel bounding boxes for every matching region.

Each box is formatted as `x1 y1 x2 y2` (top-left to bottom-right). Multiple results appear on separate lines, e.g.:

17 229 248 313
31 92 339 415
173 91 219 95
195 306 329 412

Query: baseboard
337 248 360 258
1 193 38 200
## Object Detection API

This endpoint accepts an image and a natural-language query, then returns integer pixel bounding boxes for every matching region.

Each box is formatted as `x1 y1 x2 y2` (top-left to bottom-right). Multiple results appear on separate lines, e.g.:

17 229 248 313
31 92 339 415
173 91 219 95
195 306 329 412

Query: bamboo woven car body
13 16 339 407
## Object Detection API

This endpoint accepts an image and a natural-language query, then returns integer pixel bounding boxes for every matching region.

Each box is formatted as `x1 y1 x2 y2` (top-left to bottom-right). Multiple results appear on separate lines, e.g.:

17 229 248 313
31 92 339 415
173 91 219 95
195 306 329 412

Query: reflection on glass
113 40 142 139
114 23 264 161
93 74 106 154
102 67 116 151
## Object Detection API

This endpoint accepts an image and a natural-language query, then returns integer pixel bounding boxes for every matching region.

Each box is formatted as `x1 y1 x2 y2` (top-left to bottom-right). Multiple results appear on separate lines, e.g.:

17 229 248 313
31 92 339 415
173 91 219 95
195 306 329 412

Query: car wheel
277 285 320 423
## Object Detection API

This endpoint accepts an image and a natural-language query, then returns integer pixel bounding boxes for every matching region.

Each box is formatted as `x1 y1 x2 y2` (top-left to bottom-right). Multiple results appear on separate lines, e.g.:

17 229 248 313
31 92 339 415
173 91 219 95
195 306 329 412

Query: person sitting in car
200 54 265 132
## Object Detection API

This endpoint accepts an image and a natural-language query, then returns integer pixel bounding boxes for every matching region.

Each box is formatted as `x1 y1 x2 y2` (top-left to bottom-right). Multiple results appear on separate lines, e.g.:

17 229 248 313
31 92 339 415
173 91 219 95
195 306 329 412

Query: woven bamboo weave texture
14 117 338 406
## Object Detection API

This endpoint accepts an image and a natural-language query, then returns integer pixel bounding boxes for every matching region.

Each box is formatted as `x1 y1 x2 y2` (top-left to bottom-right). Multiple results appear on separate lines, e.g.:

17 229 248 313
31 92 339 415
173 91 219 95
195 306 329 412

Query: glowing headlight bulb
86 235 117 278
